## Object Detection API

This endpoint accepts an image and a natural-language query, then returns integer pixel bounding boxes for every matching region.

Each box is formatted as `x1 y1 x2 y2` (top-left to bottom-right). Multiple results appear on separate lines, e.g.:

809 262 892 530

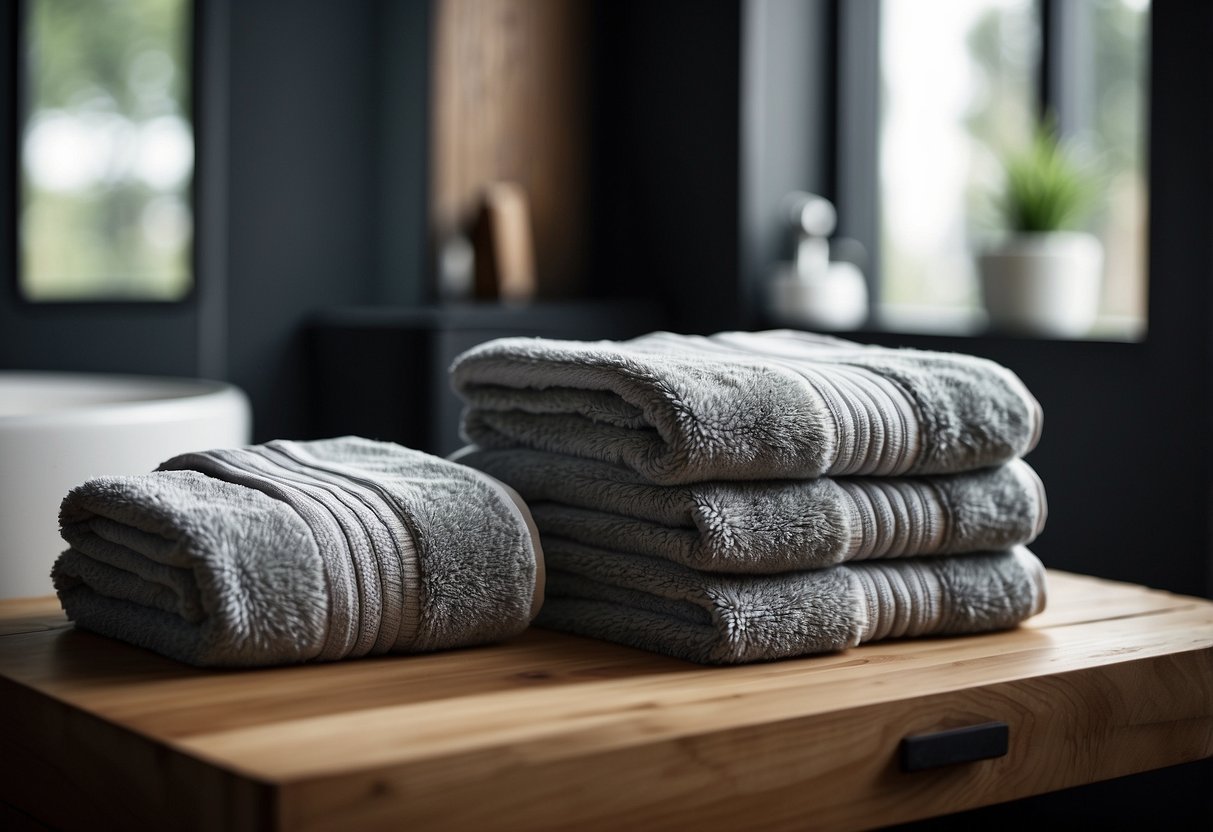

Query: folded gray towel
455 446 1047 573
452 330 1042 484
51 437 543 667
537 540 1047 664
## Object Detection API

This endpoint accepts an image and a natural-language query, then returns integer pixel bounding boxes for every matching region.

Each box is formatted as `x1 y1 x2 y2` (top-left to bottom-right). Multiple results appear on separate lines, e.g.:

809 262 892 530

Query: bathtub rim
0 370 252 432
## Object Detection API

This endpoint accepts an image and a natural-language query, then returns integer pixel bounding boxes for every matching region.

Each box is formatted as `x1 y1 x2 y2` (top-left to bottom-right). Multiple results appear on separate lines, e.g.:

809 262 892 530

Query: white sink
0 372 252 599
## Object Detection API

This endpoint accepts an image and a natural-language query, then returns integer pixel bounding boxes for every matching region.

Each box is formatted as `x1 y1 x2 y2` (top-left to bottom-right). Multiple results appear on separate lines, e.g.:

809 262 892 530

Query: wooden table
1 571 1211 831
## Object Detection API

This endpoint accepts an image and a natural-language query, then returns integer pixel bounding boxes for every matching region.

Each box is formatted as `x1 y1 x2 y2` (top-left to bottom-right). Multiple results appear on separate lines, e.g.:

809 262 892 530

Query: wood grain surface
431 0 589 297
1 571 1211 831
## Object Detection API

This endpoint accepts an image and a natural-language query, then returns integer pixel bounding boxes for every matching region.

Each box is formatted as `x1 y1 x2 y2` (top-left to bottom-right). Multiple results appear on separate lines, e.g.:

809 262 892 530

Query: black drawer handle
900 722 1009 772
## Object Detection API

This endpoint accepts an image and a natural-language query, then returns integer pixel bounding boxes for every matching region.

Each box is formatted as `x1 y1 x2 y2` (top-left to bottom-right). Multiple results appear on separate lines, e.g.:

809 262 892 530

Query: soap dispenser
766 192 869 331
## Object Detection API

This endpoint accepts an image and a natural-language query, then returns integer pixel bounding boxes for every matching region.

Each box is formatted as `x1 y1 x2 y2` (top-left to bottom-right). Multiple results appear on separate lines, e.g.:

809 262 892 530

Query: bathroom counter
2 571 1211 831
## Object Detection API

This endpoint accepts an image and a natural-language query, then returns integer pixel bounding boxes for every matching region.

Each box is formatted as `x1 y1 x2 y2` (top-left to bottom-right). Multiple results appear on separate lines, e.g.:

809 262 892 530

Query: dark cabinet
310 301 664 456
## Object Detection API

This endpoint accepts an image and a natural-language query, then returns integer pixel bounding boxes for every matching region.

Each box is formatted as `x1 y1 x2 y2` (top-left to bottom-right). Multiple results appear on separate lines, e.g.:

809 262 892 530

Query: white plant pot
978 232 1103 337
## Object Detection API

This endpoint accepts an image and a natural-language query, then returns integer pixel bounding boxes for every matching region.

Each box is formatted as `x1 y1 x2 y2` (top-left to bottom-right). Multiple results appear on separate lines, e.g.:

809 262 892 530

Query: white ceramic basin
0 372 252 599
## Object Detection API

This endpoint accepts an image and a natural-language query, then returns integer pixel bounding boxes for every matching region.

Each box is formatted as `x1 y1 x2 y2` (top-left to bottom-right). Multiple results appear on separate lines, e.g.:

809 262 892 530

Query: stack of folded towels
452 329 1048 664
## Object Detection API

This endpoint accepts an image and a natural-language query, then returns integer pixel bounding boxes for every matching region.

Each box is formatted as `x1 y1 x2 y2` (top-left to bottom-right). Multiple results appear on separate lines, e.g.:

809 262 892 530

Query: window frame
834 0 1151 337
9 0 201 307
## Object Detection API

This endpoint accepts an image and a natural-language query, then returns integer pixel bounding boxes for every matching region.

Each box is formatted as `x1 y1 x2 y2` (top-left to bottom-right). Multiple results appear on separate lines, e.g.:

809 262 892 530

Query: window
1083 0 1150 333
18 0 194 302
874 0 1150 338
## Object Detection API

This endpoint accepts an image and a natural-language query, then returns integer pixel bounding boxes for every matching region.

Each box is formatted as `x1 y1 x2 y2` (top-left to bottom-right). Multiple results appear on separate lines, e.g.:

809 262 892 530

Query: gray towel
538 539 1047 664
455 446 1047 573
51 437 543 667
452 330 1043 484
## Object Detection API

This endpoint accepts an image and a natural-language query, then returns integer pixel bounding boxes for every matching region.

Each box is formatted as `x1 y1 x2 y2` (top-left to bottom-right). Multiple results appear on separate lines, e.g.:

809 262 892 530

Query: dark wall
224 0 379 440
223 0 433 439
590 0 742 333
373 0 430 307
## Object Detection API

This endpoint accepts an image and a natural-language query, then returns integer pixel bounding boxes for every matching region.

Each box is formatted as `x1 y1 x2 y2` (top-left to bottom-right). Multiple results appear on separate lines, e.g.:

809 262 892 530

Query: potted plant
978 126 1102 337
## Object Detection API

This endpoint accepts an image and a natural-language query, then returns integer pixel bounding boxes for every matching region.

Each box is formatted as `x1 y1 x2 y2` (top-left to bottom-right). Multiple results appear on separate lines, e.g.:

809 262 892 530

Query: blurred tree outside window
19 0 194 302
879 0 1149 338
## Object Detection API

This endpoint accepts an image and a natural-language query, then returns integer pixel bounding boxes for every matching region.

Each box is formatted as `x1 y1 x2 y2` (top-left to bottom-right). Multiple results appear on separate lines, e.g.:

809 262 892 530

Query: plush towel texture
455 447 1047 573
452 330 1043 485
538 541 1047 664
52 437 543 667
451 329 1048 663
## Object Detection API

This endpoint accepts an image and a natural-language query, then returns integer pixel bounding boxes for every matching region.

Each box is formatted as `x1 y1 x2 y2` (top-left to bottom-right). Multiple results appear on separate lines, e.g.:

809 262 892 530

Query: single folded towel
51 437 544 667
455 446 1047 573
452 330 1042 484
537 540 1047 664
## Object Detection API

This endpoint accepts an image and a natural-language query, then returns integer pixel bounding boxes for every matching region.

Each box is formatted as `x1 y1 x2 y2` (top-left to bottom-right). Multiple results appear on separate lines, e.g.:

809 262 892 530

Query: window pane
1088 0 1150 334
20 0 193 302
879 0 1151 339
879 0 1039 330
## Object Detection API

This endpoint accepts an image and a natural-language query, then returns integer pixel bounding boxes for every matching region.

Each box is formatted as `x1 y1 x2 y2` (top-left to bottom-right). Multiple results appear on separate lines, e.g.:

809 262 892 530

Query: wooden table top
2 570 1212 831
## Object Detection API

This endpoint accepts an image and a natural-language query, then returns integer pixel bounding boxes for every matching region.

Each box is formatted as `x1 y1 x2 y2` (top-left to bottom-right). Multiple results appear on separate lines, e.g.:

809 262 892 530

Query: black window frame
8 0 201 308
